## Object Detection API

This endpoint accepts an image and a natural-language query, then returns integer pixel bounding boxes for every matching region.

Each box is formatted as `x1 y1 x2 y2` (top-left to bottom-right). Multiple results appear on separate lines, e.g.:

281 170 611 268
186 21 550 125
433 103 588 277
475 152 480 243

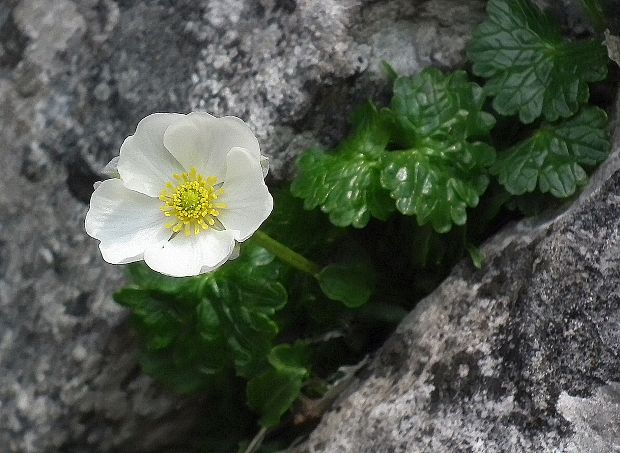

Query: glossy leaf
468 0 608 123
381 140 495 233
390 68 496 142
492 107 610 197
291 102 394 228
381 68 496 233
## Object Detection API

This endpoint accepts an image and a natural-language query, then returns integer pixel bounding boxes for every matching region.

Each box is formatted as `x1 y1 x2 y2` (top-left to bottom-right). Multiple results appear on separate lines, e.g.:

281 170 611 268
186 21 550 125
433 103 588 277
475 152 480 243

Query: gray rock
294 95 620 452
0 0 485 451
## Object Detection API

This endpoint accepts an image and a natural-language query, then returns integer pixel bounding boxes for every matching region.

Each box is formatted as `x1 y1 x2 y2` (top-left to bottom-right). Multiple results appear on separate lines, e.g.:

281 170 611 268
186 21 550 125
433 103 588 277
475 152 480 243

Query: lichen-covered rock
294 96 620 452
0 0 485 451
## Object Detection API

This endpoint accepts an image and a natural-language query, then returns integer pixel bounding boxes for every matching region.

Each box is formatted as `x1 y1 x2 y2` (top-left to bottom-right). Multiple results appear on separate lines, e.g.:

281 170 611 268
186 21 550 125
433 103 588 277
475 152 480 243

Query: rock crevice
294 95 620 453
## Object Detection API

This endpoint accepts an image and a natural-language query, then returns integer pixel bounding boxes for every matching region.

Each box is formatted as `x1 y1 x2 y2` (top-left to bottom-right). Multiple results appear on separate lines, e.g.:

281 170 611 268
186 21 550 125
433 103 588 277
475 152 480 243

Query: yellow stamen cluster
160 167 226 236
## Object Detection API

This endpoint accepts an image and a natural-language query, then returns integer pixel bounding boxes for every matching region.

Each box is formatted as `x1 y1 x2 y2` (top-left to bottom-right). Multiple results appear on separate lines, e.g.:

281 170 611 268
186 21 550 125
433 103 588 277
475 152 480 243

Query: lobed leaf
115 243 289 391
390 68 496 142
492 107 610 197
468 0 608 123
293 68 496 233
382 68 496 233
381 140 495 233
115 284 230 394
200 257 288 377
291 102 394 228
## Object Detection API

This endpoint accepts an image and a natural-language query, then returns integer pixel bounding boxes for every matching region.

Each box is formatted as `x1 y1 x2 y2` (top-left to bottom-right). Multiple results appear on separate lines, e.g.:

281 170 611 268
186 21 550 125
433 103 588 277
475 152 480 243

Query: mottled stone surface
294 96 620 452
0 0 486 451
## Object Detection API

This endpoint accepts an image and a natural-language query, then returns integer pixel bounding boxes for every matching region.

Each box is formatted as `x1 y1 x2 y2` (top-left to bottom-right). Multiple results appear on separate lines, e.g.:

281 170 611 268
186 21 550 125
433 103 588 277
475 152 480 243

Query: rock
0 0 486 451
293 95 620 452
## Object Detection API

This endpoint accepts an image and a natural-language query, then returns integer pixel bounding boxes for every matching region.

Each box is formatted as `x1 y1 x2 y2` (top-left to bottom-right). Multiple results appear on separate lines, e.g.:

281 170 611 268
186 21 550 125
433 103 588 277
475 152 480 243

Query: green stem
253 230 321 278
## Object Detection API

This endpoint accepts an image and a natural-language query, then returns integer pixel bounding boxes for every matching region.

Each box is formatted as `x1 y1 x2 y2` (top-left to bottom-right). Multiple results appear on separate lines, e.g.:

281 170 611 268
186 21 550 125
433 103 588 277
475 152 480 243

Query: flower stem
253 230 321 278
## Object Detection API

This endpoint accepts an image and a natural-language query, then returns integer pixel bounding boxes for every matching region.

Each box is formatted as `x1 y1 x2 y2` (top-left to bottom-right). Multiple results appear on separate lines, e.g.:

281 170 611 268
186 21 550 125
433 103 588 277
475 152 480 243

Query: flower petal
101 156 120 178
260 155 269 178
85 179 169 264
143 229 236 277
163 113 261 180
117 113 186 197
215 116 261 161
218 147 273 241
161 114 212 176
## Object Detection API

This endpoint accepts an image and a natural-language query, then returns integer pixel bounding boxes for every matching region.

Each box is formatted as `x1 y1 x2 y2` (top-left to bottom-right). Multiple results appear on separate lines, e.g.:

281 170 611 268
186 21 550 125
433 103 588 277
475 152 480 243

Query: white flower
85 112 273 277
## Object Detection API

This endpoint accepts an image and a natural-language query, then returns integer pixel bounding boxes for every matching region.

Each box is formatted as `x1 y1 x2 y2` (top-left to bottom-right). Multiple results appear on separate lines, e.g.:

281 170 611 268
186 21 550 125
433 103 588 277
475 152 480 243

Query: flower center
159 167 227 236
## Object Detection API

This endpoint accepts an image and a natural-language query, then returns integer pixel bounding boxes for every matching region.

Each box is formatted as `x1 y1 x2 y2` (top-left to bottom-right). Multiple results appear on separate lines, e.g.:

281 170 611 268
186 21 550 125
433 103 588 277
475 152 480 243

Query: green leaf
293 69 496 232
247 369 304 428
115 241 290 393
492 107 610 197
196 298 221 341
291 102 394 228
114 288 181 350
380 68 496 233
114 285 231 394
268 343 311 379
390 68 496 142
468 0 608 123
318 263 375 308
343 101 391 158
139 330 229 394
381 141 494 233
126 263 196 296
465 243 485 269
201 263 288 377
